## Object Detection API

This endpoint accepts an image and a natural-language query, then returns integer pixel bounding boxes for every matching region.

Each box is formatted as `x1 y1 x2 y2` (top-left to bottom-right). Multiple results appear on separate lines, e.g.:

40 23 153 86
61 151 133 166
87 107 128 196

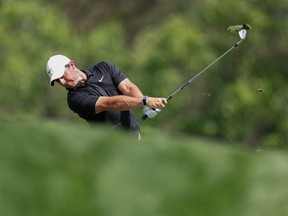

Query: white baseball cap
46 55 71 86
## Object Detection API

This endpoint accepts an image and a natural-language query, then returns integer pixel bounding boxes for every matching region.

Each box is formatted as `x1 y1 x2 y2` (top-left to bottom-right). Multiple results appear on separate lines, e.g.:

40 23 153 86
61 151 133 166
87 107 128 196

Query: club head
238 29 247 40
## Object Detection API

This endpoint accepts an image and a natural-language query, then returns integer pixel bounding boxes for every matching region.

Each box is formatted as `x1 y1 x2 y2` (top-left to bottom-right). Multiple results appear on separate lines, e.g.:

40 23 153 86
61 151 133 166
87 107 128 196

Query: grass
0 120 288 216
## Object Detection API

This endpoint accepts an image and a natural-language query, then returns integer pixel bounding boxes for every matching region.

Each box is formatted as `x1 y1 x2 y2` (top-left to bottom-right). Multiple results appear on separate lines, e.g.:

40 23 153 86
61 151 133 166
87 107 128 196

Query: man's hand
146 97 167 109
143 106 161 118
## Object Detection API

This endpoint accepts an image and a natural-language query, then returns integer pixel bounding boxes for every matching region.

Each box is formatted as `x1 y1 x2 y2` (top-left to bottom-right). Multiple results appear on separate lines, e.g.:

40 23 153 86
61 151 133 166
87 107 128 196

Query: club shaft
142 39 244 121
167 39 243 101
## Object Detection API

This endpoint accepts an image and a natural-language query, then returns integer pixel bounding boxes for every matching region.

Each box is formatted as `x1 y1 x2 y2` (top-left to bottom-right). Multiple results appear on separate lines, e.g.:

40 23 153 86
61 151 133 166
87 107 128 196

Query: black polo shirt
67 61 140 131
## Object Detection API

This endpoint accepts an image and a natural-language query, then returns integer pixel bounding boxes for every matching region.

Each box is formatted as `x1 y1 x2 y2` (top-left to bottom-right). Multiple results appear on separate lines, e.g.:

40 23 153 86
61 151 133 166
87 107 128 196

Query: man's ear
69 61 76 69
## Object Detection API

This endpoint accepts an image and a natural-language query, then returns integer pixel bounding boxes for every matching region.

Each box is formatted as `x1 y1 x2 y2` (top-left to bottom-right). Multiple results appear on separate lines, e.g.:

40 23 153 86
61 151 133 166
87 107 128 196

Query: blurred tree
41 0 174 43
166 0 288 147
0 0 72 120
128 0 288 147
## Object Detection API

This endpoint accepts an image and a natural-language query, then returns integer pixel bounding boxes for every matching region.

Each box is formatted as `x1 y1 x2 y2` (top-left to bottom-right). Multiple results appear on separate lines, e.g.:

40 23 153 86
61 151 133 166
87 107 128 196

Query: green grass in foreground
0 121 288 216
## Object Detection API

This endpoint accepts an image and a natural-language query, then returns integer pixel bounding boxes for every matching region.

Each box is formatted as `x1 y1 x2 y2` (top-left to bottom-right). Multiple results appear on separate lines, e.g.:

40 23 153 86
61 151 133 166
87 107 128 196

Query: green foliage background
1 121 288 216
1 0 288 147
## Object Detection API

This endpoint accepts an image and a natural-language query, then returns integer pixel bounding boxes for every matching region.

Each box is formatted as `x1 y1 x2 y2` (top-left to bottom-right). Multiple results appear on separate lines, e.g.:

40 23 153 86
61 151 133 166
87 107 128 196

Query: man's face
55 62 78 88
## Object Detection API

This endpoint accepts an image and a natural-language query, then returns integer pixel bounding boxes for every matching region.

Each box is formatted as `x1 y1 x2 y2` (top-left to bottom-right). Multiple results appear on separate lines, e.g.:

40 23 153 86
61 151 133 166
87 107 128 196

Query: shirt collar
81 69 93 79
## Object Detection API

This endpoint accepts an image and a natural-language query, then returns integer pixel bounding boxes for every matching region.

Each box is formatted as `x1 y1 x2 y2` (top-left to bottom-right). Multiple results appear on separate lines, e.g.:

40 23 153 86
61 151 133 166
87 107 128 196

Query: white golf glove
143 106 161 118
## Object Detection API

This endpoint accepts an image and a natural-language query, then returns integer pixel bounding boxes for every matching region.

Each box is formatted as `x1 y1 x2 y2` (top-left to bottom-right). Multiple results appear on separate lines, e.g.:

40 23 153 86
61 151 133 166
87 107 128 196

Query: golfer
46 55 167 137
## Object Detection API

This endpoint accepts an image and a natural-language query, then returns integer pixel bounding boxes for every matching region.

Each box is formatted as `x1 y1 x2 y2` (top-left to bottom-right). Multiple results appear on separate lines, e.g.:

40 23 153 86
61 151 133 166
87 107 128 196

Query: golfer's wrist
142 95 148 107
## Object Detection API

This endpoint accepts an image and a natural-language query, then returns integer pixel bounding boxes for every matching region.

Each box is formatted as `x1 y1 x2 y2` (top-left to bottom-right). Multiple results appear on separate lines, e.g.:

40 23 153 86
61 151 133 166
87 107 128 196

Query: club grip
141 107 157 121
141 114 148 121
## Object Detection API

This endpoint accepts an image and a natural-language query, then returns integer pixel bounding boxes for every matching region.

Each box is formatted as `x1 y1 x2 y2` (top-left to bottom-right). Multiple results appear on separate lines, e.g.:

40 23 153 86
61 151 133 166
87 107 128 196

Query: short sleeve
103 62 127 87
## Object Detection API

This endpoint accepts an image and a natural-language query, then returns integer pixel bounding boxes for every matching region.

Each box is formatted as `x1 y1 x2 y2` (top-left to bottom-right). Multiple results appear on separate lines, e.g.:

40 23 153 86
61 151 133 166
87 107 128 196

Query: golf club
142 24 251 121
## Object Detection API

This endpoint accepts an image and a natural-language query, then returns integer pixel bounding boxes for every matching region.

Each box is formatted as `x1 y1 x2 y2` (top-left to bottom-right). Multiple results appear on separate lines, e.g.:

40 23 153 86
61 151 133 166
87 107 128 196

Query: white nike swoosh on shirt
98 75 104 82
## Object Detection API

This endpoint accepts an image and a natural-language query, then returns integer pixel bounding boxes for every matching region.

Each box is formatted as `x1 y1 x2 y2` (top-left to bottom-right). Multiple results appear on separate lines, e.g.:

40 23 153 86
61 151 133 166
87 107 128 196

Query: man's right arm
95 96 167 114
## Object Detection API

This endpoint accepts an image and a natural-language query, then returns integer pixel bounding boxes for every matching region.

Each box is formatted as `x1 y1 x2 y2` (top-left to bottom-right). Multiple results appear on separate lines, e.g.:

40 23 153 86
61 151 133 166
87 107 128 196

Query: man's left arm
118 78 167 119
118 78 143 98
